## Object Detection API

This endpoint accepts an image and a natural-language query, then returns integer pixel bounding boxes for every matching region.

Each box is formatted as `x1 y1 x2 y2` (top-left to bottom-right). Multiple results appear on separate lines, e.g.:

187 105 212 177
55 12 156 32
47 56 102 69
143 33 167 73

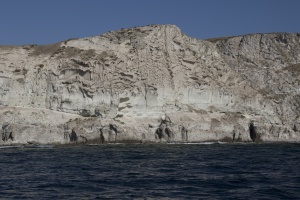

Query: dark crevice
155 116 174 142
8 132 13 141
155 128 163 140
249 122 257 142
232 130 236 142
180 126 188 142
71 59 90 68
2 124 14 141
109 124 118 134
70 129 78 142
293 124 297 132
100 130 105 143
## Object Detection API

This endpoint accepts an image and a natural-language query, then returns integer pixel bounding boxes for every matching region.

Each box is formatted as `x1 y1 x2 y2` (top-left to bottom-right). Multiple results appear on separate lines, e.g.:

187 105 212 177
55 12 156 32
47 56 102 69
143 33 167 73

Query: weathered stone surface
0 25 299 145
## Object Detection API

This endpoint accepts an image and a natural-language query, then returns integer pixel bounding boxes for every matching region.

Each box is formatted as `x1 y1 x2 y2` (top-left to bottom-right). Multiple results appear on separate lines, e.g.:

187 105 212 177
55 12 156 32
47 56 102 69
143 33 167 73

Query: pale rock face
0 25 299 145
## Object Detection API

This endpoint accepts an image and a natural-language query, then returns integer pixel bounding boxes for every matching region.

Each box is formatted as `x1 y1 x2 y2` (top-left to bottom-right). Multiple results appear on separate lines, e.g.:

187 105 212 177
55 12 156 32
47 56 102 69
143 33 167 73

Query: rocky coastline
1 25 300 145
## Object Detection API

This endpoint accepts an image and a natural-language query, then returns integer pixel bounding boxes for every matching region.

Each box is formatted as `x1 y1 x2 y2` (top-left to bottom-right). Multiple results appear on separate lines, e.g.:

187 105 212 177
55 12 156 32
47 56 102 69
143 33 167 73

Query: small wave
23 145 55 149
36 145 54 148
106 143 125 145
0 145 23 149
184 142 217 145
167 142 219 145
87 143 126 145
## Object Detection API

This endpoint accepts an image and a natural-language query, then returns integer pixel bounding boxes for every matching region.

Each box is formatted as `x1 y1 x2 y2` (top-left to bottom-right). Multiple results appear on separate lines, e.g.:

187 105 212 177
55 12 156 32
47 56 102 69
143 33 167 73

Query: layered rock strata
0 25 300 145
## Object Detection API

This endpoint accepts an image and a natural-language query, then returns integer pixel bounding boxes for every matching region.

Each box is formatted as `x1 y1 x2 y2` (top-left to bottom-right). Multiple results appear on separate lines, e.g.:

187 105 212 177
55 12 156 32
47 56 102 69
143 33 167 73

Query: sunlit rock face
0 25 300 145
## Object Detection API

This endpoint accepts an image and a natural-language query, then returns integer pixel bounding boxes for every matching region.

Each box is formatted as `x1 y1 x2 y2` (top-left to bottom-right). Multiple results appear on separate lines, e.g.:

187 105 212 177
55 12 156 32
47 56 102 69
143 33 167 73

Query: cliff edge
1 25 300 144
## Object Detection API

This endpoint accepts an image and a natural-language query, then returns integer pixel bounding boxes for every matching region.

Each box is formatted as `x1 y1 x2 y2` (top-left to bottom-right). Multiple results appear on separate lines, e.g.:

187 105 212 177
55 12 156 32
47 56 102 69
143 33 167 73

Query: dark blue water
0 143 299 199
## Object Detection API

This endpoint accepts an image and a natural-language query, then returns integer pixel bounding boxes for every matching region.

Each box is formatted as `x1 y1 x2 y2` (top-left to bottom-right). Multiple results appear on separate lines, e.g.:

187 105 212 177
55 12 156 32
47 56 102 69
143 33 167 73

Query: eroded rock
0 25 299 144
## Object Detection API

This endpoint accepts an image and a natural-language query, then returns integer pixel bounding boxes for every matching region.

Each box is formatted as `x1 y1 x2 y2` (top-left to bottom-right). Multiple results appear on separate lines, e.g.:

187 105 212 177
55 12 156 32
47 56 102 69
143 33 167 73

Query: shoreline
1 140 300 149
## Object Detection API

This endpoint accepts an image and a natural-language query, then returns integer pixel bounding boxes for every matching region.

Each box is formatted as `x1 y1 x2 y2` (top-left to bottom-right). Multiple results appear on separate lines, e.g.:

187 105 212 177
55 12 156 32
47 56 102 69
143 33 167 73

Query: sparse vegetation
30 42 62 56
274 43 291 65
206 36 236 43
64 47 82 57
283 63 300 76
258 88 287 101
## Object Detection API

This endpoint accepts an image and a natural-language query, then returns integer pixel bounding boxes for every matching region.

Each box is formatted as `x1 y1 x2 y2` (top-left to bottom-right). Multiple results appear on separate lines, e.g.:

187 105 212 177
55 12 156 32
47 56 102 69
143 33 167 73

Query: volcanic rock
0 25 299 144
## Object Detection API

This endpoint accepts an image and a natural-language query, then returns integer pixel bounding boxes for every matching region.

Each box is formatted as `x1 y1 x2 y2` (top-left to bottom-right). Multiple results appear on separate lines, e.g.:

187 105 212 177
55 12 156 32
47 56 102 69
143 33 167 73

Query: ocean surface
0 142 299 199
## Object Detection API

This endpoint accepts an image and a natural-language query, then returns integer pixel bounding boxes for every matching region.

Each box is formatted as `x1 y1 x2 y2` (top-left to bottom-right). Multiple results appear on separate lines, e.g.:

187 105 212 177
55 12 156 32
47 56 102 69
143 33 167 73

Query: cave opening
70 130 78 142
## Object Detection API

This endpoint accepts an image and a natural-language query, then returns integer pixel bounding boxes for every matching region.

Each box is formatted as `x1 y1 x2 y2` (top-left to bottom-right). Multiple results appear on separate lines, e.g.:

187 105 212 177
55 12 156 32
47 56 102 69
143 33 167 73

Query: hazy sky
1 0 299 45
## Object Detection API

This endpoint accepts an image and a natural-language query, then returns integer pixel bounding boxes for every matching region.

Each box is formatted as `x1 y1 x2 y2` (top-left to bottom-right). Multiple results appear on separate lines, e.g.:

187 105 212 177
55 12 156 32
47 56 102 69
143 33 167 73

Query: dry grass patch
30 43 62 56
283 63 300 76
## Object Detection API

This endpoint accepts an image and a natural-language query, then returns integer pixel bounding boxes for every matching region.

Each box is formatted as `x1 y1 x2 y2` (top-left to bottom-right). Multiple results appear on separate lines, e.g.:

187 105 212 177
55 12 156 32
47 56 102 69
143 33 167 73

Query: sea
0 142 299 199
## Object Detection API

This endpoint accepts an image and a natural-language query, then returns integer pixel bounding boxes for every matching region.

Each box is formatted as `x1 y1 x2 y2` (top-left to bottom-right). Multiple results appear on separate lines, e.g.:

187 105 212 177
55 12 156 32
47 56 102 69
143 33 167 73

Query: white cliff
0 25 300 145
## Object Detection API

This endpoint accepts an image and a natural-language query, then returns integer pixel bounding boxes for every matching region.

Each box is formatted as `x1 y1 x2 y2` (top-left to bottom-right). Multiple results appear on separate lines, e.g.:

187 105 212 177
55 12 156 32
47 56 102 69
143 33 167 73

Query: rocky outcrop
0 25 299 145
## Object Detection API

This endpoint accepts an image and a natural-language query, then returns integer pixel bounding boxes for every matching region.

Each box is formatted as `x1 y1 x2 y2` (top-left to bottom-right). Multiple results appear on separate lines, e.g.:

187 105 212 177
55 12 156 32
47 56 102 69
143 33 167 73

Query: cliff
0 25 300 145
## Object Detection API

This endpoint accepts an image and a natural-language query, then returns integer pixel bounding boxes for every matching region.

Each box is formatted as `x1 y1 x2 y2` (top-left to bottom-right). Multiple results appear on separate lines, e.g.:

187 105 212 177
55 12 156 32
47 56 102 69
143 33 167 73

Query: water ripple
0 143 299 199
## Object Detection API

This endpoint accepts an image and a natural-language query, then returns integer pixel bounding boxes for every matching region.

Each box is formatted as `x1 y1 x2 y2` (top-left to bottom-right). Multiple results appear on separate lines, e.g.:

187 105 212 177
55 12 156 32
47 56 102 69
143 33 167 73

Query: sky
0 0 300 45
